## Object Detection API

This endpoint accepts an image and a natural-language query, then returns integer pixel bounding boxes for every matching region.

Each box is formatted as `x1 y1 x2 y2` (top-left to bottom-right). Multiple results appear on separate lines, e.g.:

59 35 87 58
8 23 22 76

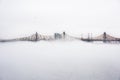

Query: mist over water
0 0 120 80
0 41 120 80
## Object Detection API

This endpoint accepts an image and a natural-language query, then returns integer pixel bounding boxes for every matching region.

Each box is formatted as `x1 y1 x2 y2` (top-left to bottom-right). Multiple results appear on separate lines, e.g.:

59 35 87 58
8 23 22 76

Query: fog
0 41 120 80
0 0 120 38
0 0 120 80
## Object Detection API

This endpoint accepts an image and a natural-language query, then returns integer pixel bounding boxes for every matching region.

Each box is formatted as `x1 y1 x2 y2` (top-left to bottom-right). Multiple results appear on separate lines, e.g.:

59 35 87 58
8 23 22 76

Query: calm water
0 41 120 80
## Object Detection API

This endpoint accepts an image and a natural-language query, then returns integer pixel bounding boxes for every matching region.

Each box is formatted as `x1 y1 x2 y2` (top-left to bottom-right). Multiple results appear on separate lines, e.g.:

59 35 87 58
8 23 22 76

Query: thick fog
0 0 120 38
0 0 120 80
0 41 120 80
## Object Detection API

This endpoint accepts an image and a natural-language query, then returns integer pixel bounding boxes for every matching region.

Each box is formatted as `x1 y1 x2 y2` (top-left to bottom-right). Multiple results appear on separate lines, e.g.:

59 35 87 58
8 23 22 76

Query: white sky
0 0 120 38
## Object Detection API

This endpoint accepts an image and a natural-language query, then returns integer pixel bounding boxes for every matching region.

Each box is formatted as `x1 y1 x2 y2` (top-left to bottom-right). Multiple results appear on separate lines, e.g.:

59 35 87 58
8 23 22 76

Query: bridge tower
63 31 66 39
103 32 107 42
35 32 38 41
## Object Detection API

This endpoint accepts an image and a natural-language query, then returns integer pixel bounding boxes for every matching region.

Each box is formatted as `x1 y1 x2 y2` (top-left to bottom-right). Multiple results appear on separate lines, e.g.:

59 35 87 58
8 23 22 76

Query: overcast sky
0 0 120 38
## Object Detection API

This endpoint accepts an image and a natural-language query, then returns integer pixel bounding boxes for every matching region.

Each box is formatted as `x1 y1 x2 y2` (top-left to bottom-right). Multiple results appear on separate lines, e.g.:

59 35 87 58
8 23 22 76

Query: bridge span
81 32 120 42
0 32 120 43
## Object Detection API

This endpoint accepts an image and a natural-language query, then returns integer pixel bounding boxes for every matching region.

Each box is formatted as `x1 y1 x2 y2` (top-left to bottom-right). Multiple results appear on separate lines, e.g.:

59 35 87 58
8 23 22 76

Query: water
0 41 120 80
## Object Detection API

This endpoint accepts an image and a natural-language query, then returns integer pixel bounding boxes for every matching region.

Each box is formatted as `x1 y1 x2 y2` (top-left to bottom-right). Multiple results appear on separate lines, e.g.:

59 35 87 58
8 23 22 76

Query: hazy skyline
0 0 120 38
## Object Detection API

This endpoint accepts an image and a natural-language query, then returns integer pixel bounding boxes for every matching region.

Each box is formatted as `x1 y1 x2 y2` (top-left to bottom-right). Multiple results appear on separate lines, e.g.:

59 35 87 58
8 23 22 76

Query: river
0 41 120 80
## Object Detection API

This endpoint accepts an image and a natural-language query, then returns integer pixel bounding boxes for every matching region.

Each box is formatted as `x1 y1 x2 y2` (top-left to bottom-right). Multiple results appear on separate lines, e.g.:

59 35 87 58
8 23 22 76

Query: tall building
54 33 62 39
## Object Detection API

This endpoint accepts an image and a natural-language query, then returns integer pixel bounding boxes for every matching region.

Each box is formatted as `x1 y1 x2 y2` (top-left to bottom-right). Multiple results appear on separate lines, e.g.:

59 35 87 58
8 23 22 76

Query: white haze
0 0 120 80
0 0 120 38
0 41 120 80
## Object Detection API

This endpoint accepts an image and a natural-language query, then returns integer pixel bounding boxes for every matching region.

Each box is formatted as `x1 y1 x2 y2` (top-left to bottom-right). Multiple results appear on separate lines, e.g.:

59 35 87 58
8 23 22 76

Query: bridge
0 32 120 43
81 32 120 42
0 32 54 42
17 32 54 41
